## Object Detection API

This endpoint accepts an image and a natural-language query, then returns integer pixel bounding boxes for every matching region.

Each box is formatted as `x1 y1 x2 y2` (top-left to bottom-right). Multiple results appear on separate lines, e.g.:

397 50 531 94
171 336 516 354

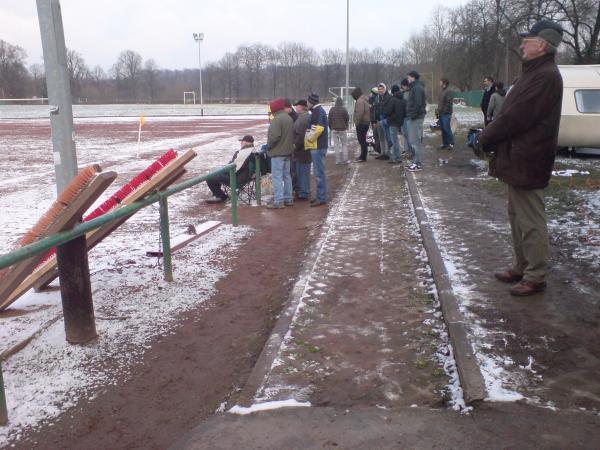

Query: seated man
205 134 256 204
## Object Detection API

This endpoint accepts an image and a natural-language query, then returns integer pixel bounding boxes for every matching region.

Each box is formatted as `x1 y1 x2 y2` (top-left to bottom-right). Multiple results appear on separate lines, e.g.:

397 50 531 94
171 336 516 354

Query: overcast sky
3 0 469 71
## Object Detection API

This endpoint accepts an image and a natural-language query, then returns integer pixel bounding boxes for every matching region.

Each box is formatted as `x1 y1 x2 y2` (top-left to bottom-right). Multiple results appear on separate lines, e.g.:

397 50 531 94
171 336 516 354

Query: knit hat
269 98 286 113
307 92 320 105
335 97 344 106
407 70 420 79
391 84 400 94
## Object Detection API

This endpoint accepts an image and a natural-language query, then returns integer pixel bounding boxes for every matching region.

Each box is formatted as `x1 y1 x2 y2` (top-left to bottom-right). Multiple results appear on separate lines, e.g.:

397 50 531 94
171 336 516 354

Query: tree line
1 0 598 104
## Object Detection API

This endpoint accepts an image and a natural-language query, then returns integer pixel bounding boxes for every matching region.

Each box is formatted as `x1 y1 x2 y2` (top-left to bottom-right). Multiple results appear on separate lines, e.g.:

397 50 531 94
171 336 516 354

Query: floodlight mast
193 33 205 116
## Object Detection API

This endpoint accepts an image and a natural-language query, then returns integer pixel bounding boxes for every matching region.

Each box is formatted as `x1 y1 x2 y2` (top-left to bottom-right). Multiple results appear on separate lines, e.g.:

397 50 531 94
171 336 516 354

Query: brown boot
509 279 546 297
494 270 523 283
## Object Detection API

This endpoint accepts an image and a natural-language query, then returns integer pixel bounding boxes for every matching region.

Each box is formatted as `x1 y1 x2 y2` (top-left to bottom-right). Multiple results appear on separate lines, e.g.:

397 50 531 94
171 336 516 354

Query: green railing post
0 361 7 426
254 154 262 206
229 165 238 226
159 196 173 282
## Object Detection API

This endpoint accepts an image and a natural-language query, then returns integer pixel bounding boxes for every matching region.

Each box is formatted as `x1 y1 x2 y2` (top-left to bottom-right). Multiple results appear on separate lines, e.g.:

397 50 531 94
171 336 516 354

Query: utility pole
193 33 205 116
37 0 96 344
345 0 350 100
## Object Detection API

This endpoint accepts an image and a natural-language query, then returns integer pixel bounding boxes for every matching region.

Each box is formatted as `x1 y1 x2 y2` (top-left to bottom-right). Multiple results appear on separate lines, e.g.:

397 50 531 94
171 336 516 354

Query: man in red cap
264 98 294 209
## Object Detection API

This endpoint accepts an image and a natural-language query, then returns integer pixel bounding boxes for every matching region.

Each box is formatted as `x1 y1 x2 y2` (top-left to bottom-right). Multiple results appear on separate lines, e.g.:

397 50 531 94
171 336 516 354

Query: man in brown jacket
351 87 371 162
477 19 564 296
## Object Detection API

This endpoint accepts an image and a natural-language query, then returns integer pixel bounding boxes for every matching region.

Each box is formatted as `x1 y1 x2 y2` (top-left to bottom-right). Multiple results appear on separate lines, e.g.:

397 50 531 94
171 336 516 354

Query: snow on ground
0 111 268 442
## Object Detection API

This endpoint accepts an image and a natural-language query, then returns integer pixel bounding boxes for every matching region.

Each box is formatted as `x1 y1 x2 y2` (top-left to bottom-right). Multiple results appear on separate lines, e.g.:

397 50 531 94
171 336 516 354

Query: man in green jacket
265 97 294 209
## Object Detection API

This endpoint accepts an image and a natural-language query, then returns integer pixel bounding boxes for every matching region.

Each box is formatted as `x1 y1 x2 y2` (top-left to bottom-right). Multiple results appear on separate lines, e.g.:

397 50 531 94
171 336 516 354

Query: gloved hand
259 143 268 154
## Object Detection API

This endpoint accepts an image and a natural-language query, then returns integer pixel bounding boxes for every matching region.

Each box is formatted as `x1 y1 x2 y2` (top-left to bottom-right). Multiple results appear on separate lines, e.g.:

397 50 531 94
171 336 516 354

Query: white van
558 64 600 155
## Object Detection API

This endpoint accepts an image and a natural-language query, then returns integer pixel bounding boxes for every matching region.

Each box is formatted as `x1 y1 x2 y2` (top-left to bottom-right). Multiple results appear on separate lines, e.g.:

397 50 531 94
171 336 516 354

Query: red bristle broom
0 165 100 280
34 149 178 267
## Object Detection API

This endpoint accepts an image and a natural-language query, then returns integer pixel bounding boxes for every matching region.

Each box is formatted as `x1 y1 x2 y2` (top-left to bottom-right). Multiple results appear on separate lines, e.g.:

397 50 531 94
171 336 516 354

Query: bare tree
111 50 143 101
0 40 29 98
143 58 161 103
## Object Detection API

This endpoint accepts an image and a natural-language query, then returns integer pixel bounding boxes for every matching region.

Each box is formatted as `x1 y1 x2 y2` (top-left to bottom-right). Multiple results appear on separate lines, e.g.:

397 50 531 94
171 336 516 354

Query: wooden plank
18 149 196 295
0 171 117 311
145 221 222 257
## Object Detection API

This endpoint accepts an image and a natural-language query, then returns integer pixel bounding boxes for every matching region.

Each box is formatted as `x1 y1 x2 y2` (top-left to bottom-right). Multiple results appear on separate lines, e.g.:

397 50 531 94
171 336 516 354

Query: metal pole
37 0 96 344
229 166 238 226
37 0 77 191
0 361 7 426
198 37 204 117
159 197 173 282
254 154 262 206
345 0 350 99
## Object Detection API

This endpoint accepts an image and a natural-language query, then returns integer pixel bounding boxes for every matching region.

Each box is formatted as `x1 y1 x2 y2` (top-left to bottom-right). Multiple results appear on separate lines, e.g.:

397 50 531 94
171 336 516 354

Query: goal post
183 91 196 104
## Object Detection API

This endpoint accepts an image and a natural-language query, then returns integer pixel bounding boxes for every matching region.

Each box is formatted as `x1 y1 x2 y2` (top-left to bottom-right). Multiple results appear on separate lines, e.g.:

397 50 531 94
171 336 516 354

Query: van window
575 90 600 113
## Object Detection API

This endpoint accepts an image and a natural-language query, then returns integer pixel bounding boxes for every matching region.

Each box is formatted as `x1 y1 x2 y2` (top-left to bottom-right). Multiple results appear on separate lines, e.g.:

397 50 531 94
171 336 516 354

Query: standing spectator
384 84 407 164
265 97 294 209
374 83 392 160
481 76 496 126
487 82 507 122
307 92 329 207
328 97 350 165
292 100 312 201
405 70 427 172
436 77 455 150
477 20 564 296
352 87 371 162
368 87 381 154
284 98 299 195
400 78 412 160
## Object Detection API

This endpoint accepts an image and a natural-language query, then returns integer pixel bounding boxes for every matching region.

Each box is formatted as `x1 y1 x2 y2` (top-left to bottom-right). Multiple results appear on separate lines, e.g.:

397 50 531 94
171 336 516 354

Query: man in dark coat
477 19 564 296
405 70 427 171
384 84 407 163
292 100 312 200
480 76 496 126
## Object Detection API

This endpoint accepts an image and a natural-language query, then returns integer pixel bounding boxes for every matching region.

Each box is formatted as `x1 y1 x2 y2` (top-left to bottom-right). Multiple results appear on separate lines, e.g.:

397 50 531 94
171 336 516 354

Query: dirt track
8 155 349 450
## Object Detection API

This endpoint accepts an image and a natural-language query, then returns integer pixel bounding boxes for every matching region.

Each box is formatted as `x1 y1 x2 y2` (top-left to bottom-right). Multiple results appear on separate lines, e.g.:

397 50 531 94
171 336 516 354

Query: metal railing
0 154 264 425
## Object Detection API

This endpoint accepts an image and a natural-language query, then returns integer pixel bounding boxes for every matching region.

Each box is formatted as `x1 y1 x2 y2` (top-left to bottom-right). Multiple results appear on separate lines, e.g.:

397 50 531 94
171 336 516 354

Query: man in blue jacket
307 92 329 207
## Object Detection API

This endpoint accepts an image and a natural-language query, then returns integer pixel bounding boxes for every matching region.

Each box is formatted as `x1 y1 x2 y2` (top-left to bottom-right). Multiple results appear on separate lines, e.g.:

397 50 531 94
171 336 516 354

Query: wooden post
56 235 97 344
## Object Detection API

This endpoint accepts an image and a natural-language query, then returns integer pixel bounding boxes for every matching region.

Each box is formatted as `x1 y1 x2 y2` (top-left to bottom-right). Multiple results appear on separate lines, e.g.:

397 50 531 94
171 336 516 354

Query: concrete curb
234 164 356 407
405 170 486 404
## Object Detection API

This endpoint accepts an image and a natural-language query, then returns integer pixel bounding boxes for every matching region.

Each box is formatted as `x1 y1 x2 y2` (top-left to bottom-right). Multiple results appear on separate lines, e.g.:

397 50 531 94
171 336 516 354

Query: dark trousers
206 173 229 199
356 124 369 160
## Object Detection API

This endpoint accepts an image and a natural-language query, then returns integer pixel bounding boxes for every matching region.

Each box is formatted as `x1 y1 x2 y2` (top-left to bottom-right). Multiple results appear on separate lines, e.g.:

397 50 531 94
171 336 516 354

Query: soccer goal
183 91 196 104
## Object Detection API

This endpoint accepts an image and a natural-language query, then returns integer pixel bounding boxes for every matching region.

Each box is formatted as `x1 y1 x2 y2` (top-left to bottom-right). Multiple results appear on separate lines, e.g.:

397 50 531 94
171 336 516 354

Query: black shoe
310 199 327 207
205 196 228 204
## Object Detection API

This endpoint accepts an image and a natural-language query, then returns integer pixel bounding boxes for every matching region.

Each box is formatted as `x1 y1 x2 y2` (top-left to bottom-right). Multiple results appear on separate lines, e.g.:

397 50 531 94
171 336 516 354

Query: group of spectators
351 70 434 172
480 75 508 125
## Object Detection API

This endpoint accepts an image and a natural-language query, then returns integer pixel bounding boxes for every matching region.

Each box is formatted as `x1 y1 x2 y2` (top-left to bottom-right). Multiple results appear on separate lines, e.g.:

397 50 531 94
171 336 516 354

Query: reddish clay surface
11 155 348 450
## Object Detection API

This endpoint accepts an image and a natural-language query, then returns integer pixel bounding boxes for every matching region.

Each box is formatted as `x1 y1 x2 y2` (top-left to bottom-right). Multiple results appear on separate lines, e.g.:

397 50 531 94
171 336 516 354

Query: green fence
460 90 484 108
